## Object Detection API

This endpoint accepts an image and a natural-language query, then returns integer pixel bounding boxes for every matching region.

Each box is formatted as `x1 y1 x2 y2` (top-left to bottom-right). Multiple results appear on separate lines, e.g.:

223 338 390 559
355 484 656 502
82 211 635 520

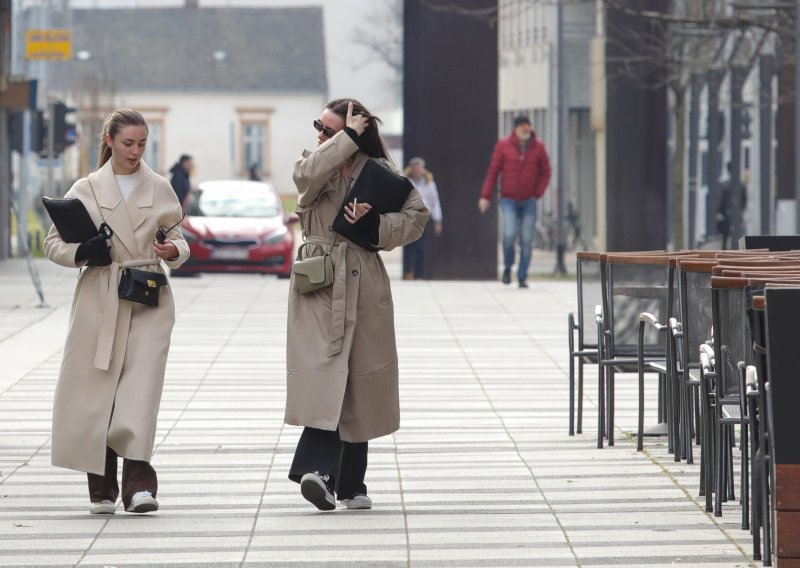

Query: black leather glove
356 210 380 247
75 231 112 267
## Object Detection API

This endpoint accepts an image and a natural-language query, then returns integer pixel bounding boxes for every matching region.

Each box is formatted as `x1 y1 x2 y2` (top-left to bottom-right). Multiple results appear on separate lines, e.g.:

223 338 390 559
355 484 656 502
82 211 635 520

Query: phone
156 214 185 244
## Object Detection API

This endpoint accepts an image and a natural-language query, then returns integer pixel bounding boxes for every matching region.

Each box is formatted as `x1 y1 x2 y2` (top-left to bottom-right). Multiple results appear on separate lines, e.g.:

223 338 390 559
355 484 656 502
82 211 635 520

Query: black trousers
288 427 368 500
87 446 158 510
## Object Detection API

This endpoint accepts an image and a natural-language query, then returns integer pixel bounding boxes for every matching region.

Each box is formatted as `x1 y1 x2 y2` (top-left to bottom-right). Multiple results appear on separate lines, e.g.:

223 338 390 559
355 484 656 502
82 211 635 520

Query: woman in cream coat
286 99 429 511
44 109 189 514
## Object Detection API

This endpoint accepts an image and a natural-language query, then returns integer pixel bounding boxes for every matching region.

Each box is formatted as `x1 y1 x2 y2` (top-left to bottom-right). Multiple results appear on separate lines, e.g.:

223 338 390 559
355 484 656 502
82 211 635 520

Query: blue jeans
499 197 537 281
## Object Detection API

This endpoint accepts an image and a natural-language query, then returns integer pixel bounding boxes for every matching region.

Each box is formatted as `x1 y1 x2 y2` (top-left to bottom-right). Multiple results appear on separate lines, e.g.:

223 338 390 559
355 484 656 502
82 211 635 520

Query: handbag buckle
147 279 157 288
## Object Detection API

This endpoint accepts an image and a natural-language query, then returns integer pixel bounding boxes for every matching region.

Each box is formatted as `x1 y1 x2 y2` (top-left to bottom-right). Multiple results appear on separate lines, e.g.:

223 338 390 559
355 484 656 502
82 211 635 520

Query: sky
60 0 402 125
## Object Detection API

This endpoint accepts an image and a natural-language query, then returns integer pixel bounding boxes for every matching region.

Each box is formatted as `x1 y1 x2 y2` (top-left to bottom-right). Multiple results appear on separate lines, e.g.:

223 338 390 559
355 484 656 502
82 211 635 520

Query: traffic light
7 110 46 154
9 111 23 154
51 101 77 156
31 110 45 154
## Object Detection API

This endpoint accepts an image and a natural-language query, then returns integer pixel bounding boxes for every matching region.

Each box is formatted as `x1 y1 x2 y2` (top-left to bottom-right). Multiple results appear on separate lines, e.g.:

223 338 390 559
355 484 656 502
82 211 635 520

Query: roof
62 6 327 93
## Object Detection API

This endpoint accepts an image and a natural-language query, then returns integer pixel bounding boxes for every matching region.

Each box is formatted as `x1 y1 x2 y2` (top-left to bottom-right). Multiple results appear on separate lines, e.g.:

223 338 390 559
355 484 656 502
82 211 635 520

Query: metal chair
600 253 681 449
568 252 602 436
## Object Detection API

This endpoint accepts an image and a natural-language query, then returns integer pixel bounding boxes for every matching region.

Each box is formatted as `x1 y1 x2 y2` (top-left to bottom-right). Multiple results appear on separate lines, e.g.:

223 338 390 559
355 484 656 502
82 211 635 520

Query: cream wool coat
44 160 189 475
285 132 429 442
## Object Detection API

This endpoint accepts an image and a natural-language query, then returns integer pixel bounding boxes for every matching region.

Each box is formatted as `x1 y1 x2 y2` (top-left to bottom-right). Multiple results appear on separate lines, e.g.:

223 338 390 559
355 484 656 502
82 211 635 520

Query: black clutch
42 197 100 243
332 158 413 252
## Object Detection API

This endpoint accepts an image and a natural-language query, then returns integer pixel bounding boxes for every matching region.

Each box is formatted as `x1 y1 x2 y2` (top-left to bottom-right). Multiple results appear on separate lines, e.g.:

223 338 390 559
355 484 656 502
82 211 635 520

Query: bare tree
352 0 404 104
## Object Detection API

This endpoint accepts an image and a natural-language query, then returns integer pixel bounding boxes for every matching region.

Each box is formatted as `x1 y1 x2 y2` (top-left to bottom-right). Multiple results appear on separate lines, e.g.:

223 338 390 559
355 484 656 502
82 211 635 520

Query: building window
143 121 162 173
236 107 273 178
242 122 265 174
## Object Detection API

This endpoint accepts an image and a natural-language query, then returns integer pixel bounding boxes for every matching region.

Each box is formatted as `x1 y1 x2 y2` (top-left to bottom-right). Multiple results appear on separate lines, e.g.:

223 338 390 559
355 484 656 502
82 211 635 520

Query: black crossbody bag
87 178 169 307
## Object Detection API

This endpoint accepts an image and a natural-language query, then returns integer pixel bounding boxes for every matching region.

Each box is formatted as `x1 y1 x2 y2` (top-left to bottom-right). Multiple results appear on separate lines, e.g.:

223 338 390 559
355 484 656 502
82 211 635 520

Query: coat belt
305 236 353 358
94 259 162 371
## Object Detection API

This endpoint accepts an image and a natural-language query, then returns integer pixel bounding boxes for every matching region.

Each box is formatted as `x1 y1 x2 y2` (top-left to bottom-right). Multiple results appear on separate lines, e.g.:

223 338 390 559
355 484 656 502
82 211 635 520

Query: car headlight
262 225 289 245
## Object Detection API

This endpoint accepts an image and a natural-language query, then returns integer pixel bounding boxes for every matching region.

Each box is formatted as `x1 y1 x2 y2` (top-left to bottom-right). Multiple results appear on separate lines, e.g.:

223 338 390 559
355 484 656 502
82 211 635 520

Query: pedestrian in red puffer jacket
478 115 551 288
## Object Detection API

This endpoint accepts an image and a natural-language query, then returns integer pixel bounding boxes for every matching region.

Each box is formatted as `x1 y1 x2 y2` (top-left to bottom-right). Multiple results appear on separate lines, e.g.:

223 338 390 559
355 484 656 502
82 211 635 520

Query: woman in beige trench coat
285 98 429 511
44 109 189 515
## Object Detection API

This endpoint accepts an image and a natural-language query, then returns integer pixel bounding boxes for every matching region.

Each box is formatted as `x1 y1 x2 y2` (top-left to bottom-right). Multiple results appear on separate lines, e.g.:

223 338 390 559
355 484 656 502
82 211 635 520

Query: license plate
211 248 249 260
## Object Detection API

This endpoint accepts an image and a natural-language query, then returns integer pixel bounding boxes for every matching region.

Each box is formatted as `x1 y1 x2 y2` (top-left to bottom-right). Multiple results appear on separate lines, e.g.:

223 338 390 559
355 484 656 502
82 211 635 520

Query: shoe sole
300 477 336 511
345 501 372 510
126 496 159 514
90 503 116 515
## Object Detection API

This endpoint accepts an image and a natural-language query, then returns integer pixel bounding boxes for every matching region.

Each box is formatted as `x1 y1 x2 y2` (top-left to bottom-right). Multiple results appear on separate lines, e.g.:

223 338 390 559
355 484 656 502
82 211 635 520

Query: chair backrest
603 254 674 358
677 260 715 367
711 277 753 402
576 252 602 349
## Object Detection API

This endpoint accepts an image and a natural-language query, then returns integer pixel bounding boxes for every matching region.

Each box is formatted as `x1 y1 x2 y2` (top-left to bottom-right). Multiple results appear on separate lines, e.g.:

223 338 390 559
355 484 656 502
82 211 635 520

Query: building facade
497 0 596 247
45 4 327 194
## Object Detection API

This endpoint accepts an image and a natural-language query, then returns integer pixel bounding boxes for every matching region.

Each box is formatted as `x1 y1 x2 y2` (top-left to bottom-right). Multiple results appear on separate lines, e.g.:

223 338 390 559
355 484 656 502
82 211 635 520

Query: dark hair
326 98 391 161
97 108 148 170
180 154 192 164
513 115 531 128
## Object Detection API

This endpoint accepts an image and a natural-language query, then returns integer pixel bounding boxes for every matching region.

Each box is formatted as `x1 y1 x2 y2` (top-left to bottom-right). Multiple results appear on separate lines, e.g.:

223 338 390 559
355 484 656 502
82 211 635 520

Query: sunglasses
313 119 338 139
156 214 186 244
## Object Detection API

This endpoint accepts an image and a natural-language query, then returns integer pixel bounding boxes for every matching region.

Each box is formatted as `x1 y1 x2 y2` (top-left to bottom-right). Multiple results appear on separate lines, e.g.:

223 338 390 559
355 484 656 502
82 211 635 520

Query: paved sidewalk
0 259 755 567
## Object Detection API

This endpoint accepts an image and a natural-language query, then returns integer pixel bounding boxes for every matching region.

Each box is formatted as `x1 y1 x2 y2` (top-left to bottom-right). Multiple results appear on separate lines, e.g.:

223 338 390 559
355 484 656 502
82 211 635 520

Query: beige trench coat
44 160 189 475
285 132 429 442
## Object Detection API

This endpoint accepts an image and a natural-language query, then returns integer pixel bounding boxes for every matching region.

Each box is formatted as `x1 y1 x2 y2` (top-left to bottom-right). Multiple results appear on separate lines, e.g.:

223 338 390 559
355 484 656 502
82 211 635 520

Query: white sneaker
126 490 158 513
300 472 336 511
342 494 372 510
89 500 116 515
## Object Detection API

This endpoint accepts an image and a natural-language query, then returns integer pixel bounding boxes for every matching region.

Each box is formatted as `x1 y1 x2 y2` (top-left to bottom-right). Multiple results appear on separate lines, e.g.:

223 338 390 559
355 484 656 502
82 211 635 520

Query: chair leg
714 417 723 517
608 368 615 446
726 427 736 502
694 389 702 446
698 385 707 498
598 361 605 449
741 422 749 531
577 359 584 434
569 353 575 436
684 384 694 464
762 455 772 566
637 362 645 452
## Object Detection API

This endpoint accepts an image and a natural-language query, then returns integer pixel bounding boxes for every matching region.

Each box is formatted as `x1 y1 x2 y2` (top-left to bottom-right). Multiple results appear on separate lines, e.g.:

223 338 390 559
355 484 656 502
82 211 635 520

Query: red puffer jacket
480 133 551 201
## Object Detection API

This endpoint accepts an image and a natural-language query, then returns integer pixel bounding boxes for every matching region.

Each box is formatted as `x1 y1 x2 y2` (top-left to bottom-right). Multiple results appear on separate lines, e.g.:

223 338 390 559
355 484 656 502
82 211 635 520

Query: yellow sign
26 29 72 61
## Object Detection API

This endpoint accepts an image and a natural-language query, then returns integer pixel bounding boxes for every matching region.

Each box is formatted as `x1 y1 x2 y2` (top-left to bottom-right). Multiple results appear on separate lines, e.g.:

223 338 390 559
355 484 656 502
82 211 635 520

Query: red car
172 180 297 277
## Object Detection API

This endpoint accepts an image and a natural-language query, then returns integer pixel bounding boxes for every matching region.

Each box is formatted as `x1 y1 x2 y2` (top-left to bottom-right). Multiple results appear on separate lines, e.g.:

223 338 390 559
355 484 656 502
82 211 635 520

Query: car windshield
186 186 281 218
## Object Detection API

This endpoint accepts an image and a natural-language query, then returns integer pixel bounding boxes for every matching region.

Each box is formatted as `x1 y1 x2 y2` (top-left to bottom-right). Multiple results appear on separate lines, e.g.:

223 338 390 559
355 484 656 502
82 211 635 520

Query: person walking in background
169 154 193 206
43 109 189 515
402 156 442 280
248 163 262 181
286 98 429 512
717 161 747 250
478 115 551 288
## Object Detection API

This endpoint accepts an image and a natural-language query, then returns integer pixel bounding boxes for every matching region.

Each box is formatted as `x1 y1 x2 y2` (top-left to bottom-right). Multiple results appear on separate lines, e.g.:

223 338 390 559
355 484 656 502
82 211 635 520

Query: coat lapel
128 160 156 233
91 161 138 257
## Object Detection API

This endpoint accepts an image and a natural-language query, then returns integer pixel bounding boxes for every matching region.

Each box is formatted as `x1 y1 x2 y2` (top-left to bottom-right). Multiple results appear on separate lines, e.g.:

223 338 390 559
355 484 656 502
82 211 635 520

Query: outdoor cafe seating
567 238 800 566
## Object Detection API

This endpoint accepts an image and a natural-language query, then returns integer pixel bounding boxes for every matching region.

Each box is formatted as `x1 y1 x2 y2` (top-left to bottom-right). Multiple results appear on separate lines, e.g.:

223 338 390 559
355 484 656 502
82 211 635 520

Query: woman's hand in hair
346 102 369 136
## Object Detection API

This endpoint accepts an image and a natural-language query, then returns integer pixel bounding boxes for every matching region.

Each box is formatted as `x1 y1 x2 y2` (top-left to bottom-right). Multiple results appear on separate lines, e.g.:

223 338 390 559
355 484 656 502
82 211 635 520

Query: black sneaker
502 268 511 285
300 472 336 511
519 279 529 289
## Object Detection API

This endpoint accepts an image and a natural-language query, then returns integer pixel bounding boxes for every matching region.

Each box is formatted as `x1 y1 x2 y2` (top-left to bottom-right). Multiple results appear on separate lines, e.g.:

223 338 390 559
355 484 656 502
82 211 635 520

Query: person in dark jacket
169 154 193 206
716 162 747 250
479 115 551 288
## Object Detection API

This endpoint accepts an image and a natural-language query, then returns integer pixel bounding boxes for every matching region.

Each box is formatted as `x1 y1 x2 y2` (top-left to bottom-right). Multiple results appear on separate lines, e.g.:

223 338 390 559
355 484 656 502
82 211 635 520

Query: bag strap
86 177 118 259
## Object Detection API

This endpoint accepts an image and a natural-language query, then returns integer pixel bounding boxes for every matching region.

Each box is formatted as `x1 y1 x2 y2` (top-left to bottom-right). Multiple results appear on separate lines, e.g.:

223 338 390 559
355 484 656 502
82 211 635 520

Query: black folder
332 158 413 251
42 197 101 243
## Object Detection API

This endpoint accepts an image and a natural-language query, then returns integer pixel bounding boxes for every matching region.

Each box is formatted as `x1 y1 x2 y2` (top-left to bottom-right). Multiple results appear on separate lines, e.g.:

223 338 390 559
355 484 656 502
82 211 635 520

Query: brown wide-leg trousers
87 447 158 510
